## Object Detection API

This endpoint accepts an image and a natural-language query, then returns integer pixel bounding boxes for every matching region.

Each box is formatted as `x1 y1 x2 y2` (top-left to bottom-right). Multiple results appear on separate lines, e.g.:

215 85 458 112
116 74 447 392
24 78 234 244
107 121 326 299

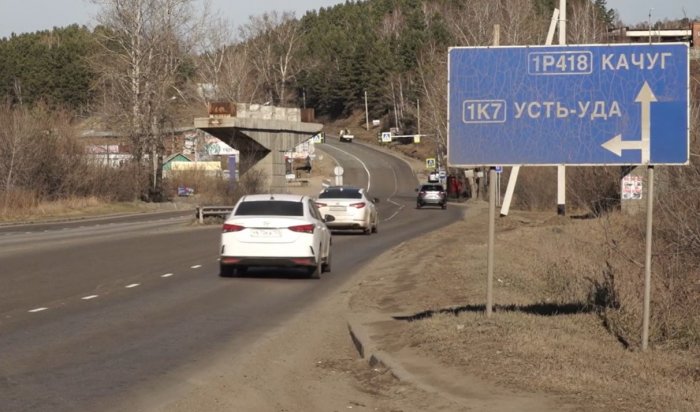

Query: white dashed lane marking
21 262 201 317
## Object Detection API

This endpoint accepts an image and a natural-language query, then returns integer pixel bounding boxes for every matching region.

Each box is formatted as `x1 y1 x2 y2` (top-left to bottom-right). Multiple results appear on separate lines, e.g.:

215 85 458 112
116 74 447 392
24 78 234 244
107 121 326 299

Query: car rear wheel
322 250 332 273
309 260 321 279
220 264 234 277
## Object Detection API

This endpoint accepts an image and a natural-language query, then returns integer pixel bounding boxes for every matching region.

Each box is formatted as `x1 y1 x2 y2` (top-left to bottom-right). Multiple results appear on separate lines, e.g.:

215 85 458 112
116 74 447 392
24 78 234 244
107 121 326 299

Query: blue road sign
448 43 689 166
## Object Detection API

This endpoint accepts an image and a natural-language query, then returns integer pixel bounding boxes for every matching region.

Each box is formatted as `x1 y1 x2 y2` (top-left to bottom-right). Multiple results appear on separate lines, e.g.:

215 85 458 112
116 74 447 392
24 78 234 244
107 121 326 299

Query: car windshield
318 188 362 199
234 200 304 216
421 185 444 191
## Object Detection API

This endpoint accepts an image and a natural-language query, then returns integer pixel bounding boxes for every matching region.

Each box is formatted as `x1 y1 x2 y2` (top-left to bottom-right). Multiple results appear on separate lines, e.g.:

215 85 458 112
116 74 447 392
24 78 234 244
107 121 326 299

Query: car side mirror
324 214 335 223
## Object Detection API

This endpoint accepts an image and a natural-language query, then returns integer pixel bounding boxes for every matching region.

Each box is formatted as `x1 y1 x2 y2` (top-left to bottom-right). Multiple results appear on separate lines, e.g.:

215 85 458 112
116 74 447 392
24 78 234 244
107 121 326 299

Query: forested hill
0 25 96 112
295 0 613 120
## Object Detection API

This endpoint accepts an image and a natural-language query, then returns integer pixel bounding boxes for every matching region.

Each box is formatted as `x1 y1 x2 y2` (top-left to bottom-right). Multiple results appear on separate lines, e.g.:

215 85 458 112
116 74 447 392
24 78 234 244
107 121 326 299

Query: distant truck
339 128 354 143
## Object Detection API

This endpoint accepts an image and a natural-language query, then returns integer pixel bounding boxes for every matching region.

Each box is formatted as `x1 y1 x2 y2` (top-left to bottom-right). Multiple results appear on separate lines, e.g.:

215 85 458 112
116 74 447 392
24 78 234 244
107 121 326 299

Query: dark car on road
416 183 447 209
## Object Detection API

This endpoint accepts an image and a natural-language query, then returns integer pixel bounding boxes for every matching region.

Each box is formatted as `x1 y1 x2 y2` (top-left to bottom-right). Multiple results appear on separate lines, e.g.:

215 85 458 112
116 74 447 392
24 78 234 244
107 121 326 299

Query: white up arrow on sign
601 82 657 163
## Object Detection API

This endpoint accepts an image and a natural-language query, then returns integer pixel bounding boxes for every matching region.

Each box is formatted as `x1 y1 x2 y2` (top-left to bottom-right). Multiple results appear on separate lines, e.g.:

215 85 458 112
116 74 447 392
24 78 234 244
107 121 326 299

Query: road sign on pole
448 43 689 167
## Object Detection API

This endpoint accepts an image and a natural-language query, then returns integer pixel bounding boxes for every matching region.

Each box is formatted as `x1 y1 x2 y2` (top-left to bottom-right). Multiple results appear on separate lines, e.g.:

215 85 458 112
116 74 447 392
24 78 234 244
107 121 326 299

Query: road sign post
449 42 689 350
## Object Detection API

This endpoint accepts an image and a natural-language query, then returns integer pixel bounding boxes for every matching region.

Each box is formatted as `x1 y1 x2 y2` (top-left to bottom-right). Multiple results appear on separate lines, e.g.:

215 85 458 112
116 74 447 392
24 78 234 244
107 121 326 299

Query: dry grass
0 195 171 223
350 204 700 412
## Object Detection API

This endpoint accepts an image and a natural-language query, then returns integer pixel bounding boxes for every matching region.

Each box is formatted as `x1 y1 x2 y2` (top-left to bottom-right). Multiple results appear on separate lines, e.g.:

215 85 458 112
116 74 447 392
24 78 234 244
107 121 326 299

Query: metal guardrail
286 179 309 187
196 205 234 223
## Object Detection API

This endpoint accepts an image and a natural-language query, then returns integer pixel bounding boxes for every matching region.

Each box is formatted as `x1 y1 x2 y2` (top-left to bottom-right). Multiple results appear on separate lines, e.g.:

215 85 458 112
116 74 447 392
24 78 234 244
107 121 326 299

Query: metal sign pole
485 23 500 318
487 167 496 317
642 165 654 350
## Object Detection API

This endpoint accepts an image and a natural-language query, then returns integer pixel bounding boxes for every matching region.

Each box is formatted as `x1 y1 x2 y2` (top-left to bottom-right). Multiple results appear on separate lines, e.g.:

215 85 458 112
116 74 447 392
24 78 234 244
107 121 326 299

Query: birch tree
240 11 302 105
91 0 201 200
0 104 37 213
196 18 257 104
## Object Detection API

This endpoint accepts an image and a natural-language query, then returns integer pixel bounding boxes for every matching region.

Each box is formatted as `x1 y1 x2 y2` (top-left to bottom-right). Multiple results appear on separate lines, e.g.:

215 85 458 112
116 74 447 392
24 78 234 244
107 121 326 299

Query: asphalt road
0 138 462 412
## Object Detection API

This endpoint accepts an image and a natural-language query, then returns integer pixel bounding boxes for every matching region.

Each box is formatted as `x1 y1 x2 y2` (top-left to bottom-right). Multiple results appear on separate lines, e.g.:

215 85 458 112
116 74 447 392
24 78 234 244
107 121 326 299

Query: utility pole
557 0 567 216
364 90 369 131
417 98 421 135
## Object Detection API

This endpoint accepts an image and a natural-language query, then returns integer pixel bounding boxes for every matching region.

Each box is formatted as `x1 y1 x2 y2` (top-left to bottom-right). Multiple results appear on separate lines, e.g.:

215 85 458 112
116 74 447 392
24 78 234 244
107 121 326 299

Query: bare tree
195 18 258 104
91 0 201 200
440 0 546 47
239 11 302 105
415 41 448 160
0 104 37 213
567 0 613 43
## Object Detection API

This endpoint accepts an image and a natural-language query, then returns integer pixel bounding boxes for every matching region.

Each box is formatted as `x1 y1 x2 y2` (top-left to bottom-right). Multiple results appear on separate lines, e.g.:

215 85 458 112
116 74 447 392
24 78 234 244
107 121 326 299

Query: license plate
330 206 346 211
250 229 280 237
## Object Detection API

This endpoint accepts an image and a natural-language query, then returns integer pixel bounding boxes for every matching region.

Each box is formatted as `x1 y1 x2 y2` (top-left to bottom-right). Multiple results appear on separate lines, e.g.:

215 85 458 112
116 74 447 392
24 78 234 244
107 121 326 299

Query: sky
0 0 699 39
0 0 345 39
606 0 700 24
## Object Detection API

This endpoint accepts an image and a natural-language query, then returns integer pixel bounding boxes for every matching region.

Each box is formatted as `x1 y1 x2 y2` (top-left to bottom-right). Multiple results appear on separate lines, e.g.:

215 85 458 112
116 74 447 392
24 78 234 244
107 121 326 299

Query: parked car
315 186 378 234
219 194 334 279
416 183 447 209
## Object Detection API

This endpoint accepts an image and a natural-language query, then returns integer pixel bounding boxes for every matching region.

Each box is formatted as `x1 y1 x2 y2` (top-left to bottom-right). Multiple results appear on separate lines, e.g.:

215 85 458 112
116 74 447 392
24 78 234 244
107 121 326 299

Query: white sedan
219 194 334 279
315 186 378 234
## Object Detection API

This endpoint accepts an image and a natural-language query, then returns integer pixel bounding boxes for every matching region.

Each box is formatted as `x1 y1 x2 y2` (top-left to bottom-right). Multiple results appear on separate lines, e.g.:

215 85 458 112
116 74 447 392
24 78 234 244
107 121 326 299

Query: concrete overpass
194 103 323 193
